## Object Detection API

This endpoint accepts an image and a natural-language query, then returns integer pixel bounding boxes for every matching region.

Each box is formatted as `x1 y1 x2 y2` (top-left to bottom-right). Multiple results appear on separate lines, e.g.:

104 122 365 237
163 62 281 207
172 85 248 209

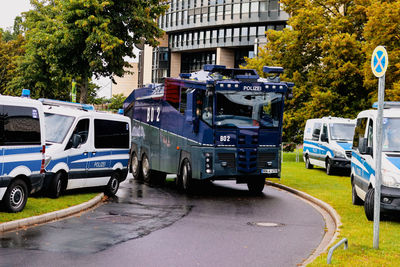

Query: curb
0 193 104 233
265 181 342 265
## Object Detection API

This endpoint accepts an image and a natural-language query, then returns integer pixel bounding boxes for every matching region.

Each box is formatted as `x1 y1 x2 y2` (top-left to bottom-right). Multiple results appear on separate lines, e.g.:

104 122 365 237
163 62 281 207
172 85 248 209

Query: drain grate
248 222 285 227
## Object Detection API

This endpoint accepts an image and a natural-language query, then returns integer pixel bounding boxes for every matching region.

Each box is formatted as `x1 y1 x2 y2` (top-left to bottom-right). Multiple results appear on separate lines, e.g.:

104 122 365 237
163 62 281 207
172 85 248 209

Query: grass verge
0 192 98 224
276 152 400 266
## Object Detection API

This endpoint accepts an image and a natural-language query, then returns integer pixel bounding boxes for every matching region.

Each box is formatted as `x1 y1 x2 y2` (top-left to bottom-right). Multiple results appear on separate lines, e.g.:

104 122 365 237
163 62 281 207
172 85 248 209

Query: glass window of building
233 3 240 14
241 27 248 40
249 26 257 36
258 26 266 37
233 27 240 37
251 1 259 13
259 1 267 12
177 12 181 26
225 4 232 17
217 5 223 16
226 28 232 41
242 2 249 14
199 31 204 43
206 30 211 43
194 31 198 44
276 24 284 31
212 29 217 43
270 0 278 10
202 12 208 22
218 28 224 42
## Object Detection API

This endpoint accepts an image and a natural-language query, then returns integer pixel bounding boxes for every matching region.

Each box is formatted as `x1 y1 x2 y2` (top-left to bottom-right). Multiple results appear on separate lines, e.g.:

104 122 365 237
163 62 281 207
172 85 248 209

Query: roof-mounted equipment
39 98 95 111
372 102 400 109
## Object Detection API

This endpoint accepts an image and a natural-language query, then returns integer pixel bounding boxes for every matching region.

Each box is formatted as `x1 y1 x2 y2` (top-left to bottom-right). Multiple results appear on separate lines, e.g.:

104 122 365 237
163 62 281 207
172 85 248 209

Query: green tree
246 0 373 144
108 94 126 110
13 0 167 103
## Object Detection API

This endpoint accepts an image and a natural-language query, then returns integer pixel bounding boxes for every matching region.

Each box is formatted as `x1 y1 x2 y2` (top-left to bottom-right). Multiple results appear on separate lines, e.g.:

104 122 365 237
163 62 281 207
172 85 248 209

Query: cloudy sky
0 0 32 30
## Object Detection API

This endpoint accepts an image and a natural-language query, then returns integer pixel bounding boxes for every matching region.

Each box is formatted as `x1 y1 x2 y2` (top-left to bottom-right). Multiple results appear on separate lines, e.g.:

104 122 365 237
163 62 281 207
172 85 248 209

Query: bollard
327 238 348 264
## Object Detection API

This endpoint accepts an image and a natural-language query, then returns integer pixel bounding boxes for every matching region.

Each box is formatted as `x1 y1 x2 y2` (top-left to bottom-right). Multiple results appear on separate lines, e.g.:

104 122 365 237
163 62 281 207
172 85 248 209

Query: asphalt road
0 176 325 267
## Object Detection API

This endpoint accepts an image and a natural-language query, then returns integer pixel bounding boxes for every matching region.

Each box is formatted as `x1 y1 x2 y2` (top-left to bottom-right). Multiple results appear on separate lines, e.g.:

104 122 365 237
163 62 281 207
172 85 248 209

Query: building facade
137 0 289 87
112 62 139 97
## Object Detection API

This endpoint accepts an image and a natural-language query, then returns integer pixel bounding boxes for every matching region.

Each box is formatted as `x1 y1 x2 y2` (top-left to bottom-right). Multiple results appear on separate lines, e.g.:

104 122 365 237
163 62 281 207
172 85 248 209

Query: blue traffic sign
371 46 388 78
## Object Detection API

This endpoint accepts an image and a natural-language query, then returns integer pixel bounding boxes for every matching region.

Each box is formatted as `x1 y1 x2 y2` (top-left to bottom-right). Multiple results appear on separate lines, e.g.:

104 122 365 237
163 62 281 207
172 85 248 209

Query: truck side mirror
72 134 82 148
358 138 367 154
321 133 328 143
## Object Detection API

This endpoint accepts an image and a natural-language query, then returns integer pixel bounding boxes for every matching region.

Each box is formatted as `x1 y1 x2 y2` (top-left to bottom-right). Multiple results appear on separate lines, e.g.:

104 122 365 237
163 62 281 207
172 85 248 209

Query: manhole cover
248 222 285 227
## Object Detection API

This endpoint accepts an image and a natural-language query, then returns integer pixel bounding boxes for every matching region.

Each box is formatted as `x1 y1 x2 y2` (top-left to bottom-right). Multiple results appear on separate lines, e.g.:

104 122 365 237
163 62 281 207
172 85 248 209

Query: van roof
0 95 44 109
357 109 400 119
306 117 355 124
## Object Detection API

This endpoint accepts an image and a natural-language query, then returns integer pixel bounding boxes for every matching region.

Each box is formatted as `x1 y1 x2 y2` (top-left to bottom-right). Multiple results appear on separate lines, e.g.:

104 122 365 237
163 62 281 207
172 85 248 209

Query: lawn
0 192 98 223
277 152 400 266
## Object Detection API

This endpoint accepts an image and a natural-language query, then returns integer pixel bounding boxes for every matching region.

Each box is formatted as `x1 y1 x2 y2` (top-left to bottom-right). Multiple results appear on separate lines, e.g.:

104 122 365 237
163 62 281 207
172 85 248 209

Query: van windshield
214 91 282 128
45 113 75 144
330 123 355 141
383 118 400 152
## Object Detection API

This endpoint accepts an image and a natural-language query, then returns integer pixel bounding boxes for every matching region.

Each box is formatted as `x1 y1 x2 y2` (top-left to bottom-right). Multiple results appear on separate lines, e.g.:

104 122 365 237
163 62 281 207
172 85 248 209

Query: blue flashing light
82 104 95 111
204 64 226 72
118 108 124 114
372 102 400 109
21 89 30 98
263 66 284 74
180 73 191 79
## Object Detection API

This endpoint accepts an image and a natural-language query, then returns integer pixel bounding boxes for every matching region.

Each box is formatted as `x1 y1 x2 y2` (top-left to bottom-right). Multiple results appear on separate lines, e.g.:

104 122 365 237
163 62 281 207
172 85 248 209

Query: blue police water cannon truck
124 64 293 194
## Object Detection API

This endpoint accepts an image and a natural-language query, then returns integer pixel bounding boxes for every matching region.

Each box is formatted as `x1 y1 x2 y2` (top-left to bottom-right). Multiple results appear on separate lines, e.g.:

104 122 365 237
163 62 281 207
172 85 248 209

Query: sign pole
373 74 385 249
370 45 388 249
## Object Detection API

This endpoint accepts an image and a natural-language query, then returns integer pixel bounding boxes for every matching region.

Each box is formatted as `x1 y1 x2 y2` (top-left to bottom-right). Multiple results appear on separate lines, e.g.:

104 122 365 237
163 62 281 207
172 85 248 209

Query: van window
94 119 129 149
321 124 328 141
179 88 187 114
45 113 75 144
66 119 89 150
312 123 322 141
353 118 368 149
1 105 41 145
367 119 373 156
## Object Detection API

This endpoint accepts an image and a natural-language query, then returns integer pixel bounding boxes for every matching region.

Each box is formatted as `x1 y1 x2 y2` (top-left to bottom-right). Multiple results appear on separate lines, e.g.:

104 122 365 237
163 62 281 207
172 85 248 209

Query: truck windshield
383 118 400 152
329 123 355 141
45 113 75 144
215 91 282 128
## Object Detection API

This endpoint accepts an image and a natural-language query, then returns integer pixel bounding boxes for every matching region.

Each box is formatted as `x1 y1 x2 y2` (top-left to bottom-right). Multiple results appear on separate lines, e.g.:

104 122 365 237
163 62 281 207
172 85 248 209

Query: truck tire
305 155 313 169
105 172 120 196
352 181 363 206
48 172 63 199
131 152 143 180
364 188 375 221
3 179 28 213
181 159 194 193
247 177 265 194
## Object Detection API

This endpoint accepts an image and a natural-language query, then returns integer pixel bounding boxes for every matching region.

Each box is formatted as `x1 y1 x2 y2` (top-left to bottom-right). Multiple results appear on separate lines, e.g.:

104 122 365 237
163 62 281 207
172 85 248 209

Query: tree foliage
245 0 400 144
8 0 167 102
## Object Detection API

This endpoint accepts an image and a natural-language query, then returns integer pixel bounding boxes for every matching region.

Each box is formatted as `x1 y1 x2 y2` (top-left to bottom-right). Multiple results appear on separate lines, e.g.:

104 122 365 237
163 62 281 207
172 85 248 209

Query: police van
303 117 355 175
41 99 131 198
351 102 400 220
0 93 46 212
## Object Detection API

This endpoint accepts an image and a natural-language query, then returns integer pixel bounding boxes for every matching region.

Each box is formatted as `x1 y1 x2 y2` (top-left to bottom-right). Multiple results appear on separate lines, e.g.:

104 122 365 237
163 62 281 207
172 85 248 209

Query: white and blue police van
0 93 46 212
303 117 355 175
351 102 400 220
40 99 131 198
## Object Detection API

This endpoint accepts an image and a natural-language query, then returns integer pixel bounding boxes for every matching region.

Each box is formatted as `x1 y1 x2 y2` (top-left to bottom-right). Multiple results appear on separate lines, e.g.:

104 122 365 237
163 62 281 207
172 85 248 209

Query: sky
0 0 32 30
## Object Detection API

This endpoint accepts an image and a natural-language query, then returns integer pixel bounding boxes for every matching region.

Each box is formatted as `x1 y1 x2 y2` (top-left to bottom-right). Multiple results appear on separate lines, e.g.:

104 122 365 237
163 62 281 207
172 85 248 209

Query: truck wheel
131 152 143 180
247 177 265 194
181 159 193 193
305 155 313 169
142 154 152 185
364 188 375 221
326 159 334 175
3 179 28 213
105 172 120 196
49 172 63 199
352 182 363 206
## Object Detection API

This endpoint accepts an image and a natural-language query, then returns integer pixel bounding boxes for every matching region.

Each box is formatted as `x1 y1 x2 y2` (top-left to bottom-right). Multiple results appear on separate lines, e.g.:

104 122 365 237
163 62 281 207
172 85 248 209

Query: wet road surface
0 176 325 266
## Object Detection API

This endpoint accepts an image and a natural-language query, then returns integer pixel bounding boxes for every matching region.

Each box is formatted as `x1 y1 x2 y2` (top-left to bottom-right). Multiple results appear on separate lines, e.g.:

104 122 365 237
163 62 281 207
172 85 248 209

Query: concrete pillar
170 52 182 78
216 47 235 68
142 45 153 85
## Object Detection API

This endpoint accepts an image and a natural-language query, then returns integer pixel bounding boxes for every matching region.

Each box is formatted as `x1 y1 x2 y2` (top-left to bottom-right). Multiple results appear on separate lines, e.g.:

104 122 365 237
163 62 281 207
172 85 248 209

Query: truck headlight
333 149 345 158
382 169 400 188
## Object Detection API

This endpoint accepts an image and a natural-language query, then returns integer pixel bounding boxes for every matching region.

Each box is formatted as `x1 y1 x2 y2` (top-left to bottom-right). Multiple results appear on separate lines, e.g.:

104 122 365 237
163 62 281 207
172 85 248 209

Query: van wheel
364 188 375 221
247 177 265 195
49 172 64 199
305 155 313 169
131 152 143 180
352 182 363 205
3 179 28 213
326 159 334 175
181 159 193 193
105 172 120 196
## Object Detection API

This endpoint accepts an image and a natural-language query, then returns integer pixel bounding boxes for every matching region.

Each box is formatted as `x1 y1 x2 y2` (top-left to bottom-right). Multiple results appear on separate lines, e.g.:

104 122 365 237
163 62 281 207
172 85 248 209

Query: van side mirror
358 138 372 155
72 134 82 148
321 133 328 143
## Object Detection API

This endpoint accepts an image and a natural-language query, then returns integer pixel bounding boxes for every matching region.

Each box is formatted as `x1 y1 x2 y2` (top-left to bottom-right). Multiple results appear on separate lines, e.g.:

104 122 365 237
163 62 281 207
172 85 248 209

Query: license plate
261 169 278 174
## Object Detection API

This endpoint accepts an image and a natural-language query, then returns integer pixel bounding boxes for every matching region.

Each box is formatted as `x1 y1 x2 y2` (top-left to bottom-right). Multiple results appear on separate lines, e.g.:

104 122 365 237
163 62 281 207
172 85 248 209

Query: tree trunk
79 78 88 104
